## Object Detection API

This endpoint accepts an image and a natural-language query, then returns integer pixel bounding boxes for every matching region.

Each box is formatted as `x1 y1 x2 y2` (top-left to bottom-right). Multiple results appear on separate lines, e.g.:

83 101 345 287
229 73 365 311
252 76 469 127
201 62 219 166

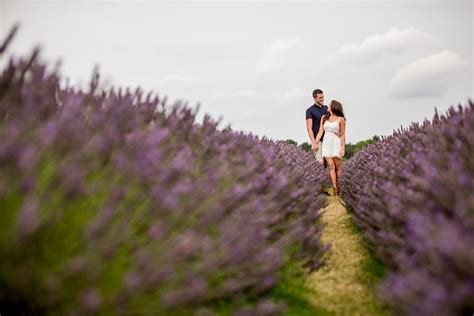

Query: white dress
322 118 342 158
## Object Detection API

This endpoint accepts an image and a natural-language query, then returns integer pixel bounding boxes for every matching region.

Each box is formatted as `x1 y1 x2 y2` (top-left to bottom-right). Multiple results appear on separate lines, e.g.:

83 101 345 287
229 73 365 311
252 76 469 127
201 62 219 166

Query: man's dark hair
312 89 323 98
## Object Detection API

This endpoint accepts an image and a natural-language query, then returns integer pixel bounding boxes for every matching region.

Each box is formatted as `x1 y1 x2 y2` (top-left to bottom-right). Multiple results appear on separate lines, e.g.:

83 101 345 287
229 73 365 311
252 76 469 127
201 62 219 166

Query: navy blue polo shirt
306 104 328 141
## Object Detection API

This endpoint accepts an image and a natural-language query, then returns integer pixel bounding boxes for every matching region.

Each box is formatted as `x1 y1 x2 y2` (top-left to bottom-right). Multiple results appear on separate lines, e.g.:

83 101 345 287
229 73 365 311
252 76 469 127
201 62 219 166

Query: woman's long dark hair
324 100 346 121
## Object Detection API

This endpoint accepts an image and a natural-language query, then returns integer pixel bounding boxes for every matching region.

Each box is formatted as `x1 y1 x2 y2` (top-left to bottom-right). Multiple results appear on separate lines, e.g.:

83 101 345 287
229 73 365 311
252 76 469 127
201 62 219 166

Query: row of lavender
339 101 474 316
0 30 330 315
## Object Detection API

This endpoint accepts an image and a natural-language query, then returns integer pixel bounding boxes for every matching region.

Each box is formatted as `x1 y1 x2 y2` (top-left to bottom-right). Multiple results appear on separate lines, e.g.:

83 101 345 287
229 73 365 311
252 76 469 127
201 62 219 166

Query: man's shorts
313 141 323 163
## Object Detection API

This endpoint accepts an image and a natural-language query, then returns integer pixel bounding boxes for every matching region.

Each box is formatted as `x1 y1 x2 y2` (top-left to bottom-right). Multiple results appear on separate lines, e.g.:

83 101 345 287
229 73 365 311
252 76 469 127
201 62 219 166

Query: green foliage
284 139 298 146
290 136 381 161
299 142 311 152
344 135 380 159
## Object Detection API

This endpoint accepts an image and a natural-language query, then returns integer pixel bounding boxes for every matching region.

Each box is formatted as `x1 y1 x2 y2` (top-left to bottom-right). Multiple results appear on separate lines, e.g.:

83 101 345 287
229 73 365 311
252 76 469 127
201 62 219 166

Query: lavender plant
0 28 329 315
340 102 474 316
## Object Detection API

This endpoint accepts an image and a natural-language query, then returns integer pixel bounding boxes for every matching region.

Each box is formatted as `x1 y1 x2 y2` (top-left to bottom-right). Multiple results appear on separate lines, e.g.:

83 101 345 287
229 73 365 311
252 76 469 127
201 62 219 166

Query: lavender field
1 24 473 316
0 28 332 315
340 102 474 315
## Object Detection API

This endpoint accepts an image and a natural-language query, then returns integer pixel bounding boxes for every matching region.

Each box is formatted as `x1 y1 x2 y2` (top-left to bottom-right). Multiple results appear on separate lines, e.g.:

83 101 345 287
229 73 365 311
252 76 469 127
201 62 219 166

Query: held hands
312 142 319 151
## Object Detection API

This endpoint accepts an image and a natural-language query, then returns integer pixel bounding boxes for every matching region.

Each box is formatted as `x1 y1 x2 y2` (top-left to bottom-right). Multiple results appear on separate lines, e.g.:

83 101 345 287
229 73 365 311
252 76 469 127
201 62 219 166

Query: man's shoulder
306 104 328 113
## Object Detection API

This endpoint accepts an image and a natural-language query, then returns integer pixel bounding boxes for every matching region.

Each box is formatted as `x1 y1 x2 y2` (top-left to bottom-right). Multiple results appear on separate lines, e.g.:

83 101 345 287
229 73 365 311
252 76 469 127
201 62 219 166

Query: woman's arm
339 117 346 157
314 116 325 144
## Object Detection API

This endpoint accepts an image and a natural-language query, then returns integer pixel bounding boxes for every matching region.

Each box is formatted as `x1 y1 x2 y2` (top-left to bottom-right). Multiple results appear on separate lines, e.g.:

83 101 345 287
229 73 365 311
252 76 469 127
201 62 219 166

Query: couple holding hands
305 89 346 196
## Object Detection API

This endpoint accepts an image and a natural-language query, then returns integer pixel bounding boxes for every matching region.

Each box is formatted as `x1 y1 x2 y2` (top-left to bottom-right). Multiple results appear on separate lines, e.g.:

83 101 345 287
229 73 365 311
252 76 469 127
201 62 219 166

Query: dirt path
306 196 389 315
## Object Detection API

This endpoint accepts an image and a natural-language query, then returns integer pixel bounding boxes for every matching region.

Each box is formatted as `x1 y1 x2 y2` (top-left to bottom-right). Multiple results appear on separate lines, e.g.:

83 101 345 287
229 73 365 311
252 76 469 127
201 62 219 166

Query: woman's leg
334 157 343 195
334 157 342 181
326 158 337 194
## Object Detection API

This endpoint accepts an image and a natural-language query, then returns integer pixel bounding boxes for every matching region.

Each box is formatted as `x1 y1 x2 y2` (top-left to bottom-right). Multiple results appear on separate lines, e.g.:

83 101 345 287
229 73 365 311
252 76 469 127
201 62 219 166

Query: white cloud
283 87 306 99
256 37 304 73
204 87 307 125
326 27 437 65
210 89 265 101
158 74 204 86
389 50 470 98
209 87 306 102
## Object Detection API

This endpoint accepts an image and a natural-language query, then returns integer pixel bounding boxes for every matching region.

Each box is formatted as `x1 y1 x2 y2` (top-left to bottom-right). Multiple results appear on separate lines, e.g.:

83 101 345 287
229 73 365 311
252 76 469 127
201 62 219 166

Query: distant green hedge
285 136 380 160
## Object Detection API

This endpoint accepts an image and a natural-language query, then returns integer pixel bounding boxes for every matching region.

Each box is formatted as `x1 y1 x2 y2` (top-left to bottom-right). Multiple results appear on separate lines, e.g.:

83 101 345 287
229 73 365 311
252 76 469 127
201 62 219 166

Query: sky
1 0 473 144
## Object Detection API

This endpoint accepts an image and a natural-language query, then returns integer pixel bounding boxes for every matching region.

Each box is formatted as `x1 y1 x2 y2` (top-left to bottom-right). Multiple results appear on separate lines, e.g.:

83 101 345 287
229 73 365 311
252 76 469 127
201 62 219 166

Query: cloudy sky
1 0 472 144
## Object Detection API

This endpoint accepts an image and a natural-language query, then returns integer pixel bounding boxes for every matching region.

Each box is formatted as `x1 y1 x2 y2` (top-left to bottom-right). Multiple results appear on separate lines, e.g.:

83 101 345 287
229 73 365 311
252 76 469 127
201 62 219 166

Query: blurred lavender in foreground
0 27 329 315
340 101 474 316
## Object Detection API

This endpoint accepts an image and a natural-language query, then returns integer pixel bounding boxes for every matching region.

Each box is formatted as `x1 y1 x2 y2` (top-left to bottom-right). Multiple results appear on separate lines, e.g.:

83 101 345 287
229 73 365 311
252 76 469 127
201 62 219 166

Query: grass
270 262 333 316
118 192 390 316
305 195 390 315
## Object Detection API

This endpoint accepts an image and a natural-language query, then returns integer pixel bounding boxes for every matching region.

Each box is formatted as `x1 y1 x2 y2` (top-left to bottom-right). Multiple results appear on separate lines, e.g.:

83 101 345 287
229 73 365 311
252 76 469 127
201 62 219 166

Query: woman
314 100 346 196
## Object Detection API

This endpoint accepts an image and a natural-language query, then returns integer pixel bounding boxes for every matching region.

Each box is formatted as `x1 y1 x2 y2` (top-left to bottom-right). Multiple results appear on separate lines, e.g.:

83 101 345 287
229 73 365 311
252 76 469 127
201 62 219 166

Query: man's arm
306 118 317 149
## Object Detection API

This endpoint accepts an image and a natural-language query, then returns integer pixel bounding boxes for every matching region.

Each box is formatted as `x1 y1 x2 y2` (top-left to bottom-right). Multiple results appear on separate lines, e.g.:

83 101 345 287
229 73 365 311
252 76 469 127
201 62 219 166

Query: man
306 89 328 164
